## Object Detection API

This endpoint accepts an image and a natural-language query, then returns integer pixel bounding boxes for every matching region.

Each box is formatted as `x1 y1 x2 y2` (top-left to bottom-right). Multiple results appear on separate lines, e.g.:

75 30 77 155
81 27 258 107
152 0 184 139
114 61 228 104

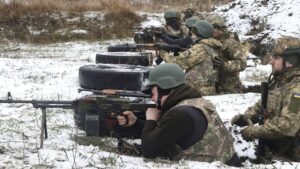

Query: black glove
213 57 224 70
231 114 252 127
241 125 257 142
153 29 163 38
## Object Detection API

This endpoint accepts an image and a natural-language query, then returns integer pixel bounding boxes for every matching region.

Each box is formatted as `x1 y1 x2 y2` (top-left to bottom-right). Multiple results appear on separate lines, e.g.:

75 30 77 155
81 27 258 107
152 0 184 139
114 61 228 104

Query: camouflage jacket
218 33 247 94
173 97 235 163
163 38 222 95
244 68 300 158
162 23 189 39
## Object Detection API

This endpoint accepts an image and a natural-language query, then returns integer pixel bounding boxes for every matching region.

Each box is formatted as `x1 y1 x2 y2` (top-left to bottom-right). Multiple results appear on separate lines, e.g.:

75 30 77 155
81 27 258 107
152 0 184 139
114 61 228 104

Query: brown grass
0 0 233 43
0 0 134 21
0 0 233 16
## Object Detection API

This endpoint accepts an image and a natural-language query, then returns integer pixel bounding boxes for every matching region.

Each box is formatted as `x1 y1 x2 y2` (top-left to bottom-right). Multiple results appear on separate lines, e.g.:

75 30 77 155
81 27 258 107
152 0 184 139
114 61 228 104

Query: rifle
133 26 163 44
256 82 268 158
107 43 185 65
107 43 184 53
0 89 155 148
133 26 181 44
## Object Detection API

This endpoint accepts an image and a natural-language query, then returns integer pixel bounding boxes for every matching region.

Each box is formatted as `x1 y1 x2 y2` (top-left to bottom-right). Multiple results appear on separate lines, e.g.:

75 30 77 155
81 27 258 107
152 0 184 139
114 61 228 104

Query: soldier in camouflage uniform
117 63 240 166
207 15 247 94
231 36 300 161
161 20 222 95
162 10 189 39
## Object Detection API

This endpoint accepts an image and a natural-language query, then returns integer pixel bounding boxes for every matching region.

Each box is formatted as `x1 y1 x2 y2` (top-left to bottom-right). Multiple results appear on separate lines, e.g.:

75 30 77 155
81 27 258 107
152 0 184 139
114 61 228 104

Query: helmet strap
156 87 173 110
156 93 162 110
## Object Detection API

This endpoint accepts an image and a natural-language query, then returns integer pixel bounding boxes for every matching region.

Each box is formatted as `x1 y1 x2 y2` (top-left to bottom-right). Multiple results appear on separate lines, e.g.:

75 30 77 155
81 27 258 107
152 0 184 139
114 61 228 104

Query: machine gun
0 89 155 148
107 43 184 53
107 43 185 64
133 26 163 44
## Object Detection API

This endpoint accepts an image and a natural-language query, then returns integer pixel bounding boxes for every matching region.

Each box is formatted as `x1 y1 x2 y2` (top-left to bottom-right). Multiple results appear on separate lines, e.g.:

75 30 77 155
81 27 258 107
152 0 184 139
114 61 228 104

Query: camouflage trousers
186 80 217 96
218 78 243 94
260 137 300 162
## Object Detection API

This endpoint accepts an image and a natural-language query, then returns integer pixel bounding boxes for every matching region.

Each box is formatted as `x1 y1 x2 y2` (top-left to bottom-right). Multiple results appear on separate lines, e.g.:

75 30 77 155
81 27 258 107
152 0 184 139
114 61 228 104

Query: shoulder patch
288 93 300 112
293 93 300 99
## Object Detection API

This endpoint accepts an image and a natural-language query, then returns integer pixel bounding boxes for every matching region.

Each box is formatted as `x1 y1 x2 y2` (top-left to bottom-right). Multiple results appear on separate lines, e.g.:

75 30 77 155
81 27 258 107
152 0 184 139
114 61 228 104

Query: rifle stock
256 82 268 158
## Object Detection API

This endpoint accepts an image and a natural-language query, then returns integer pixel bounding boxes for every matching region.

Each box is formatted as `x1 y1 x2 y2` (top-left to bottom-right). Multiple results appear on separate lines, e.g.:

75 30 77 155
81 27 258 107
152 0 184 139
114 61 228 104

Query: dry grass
0 0 134 21
0 0 233 43
0 0 233 17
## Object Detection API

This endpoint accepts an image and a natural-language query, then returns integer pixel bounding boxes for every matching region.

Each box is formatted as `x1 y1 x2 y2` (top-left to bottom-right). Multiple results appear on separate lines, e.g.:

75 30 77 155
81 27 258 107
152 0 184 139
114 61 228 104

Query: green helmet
183 8 195 19
192 20 214 38
164 10 181 20
272 36 300 56
282 48 300 66
146 63 185 90
185 16 200 28
206 14 227 28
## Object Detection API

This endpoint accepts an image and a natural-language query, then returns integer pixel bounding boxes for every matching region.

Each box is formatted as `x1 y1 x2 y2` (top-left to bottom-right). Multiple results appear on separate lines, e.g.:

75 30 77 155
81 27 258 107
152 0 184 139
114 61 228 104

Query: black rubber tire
95 52 152 66
107 44 140 52
79 64 151 91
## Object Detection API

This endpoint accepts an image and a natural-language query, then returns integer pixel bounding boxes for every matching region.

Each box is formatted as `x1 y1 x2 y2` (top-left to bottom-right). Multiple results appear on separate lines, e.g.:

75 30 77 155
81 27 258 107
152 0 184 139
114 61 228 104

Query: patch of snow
215 0 300 41
137 12 164 28
70 29 88 35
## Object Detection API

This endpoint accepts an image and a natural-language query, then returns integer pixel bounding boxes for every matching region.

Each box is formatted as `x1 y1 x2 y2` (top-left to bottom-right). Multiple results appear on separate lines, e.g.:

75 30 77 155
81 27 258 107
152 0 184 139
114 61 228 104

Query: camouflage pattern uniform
173 97 235 163
162 23 189 39
218 31 247 93
206 14 247 93
241 37 300 161
163 38 222 95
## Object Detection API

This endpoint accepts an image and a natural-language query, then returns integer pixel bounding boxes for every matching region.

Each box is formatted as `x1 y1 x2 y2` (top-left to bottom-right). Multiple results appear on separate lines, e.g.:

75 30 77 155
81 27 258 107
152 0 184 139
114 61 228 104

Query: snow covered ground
0 40 298 169
0 0 300 168
215 0 300 42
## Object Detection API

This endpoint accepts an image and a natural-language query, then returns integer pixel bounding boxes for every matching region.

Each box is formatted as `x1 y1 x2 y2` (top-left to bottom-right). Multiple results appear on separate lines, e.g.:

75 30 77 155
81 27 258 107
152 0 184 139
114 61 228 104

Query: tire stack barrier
75 42 154 137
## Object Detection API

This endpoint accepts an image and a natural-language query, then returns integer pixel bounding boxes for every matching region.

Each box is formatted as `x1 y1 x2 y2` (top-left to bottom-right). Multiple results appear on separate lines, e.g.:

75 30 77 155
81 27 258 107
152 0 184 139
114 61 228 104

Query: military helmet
164 10 181 20
185 16 200 28
272 36 300 56
206 14 227 29
145 63 185 90
271 37 300 68
192 20 214 38
183 8 195 18
282 47 300 66
184 8 194 14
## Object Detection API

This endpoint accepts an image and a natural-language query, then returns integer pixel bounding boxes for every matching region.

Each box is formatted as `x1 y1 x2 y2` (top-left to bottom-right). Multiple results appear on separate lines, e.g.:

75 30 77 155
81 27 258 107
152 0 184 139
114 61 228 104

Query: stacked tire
74 49 153 138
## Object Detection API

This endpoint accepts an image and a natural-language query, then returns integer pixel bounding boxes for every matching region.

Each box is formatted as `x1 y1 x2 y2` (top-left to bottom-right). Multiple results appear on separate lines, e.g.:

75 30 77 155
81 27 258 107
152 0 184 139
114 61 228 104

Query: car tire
79 64 151 91
107 43 141 52
95 52 152 66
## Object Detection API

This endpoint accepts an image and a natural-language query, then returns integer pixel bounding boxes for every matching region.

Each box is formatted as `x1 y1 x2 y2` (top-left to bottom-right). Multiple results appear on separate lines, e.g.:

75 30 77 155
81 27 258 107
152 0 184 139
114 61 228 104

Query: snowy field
0 0 300 168
0 40 299 169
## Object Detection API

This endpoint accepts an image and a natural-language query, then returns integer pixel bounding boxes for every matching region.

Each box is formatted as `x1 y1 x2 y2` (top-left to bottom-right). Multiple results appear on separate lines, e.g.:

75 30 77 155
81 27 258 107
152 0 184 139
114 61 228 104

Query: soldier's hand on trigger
152 29 163 38
213 57 224 70
231 114 252 127
146 108 161 121
117 111 137 126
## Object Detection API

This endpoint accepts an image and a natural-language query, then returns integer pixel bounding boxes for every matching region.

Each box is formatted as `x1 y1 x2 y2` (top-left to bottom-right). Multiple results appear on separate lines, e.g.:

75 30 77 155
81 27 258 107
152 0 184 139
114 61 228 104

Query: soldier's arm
244 99 262 124
251 87 300 139
141 109 194 158
222 38 247 72
163 44 207 70
180 24 189 38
